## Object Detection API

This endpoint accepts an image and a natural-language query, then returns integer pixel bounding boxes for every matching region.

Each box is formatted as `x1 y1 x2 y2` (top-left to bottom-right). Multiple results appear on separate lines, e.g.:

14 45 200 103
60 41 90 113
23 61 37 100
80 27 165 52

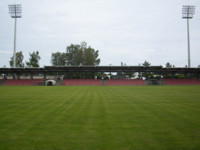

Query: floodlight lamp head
182 5 195 19
8 4 22 18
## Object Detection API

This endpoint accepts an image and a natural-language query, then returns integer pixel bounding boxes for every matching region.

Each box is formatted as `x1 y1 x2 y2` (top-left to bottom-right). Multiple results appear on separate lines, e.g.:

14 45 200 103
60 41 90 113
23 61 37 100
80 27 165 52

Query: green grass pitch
0 86 200 150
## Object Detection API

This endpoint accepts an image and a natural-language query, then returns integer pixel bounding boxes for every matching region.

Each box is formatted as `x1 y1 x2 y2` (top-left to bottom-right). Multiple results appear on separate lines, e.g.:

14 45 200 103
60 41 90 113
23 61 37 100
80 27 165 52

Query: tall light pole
8 4 22 68
182 5 195 68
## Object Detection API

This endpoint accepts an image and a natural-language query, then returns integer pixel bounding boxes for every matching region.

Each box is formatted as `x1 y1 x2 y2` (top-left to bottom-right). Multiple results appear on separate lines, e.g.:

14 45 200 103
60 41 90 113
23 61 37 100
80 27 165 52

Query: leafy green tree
51 52 67 66
66 42 100 66
165 62 172 68
83 46 100 65
142 60 151 67
66 44 82 65
26 51 41 67
9 51 24 67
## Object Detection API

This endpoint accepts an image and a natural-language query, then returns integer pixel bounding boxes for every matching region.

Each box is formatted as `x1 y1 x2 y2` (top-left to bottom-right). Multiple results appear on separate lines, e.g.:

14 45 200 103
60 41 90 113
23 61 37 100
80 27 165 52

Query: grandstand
0 66 200 86
1 78 200 86
62 79 101 86
106 79 145 85
163 78 200 85
61 79 145 86
3 79 43 86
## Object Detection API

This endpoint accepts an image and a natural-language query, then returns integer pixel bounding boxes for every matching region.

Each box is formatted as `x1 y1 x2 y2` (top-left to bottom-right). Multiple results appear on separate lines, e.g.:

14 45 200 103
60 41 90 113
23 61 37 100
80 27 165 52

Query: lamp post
8 4 22 68
182 5 195 68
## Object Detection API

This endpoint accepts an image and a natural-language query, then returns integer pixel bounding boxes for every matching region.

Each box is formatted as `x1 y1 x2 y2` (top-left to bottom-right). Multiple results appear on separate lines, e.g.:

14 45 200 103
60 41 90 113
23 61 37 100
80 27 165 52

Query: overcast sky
0 0 199 67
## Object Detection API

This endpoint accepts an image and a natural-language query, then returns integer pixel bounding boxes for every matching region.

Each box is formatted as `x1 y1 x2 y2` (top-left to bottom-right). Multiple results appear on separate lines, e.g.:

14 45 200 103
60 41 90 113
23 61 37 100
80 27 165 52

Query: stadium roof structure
0 66 200 75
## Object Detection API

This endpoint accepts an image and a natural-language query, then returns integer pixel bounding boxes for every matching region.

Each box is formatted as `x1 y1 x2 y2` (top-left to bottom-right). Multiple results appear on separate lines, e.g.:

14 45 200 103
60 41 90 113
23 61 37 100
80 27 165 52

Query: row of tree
9 42 100 67
51 42 100 66
140 61 174 68
9 41 175 69
10 51 41 67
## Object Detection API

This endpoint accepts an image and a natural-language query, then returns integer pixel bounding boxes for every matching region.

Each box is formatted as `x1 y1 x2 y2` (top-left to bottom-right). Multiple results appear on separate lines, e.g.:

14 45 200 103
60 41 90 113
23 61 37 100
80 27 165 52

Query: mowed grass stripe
0 86 200 150
121 86 199 149
106 87 165 149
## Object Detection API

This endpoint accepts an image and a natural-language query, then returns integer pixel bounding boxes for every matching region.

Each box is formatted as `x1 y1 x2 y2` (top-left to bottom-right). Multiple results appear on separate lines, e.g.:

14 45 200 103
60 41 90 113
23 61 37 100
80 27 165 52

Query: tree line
8 41 184 79
51 42 100 66
10 51 41 67
8 41 174 70
9 42 100 67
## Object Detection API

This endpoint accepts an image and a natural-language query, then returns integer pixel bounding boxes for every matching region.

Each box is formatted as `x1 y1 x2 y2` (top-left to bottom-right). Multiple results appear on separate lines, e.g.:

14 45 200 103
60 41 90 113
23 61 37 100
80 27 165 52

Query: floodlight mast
182 5 195 68
8 4 22 68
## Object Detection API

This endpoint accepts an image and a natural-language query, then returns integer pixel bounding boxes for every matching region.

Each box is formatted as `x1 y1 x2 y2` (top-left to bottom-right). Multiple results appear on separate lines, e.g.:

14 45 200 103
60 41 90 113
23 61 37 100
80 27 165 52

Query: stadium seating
106 79 145 85
62 79 145 86
62 79 101 86
3 79 43 86
163 79 200 85
4 78 199 86
0 79 3 85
